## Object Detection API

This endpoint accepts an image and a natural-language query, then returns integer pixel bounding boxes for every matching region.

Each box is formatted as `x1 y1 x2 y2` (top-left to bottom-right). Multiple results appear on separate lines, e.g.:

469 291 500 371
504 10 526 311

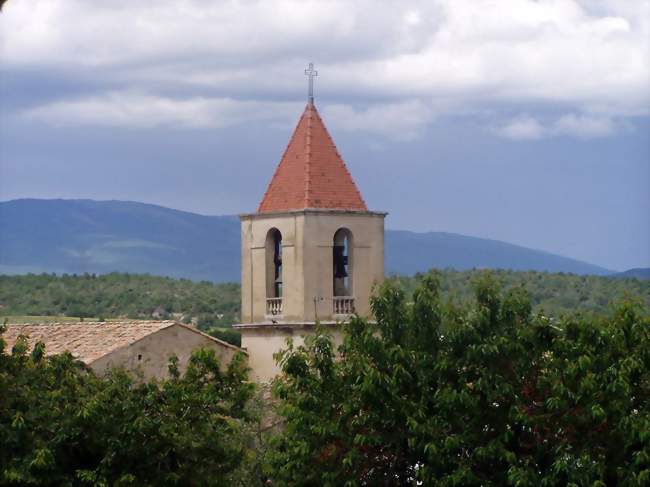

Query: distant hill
0 199 612 281
384 230 611 277
611 268 650 280
0 199 239 282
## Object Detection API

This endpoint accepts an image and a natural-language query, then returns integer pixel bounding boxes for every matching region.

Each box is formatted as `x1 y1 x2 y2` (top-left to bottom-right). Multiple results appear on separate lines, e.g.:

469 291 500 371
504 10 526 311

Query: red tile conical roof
258 103 368 213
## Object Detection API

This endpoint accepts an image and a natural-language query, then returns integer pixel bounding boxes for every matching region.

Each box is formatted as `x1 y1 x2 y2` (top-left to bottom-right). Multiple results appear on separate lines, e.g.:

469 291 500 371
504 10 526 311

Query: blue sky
0 0 648 271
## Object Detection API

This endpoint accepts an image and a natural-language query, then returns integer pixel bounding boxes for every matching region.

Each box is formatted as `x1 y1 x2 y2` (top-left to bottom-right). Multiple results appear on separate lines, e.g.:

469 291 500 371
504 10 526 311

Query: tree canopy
392 268 650 317
1 271 648 485
270 273 650 486
0 272 240 325
0 328 254 486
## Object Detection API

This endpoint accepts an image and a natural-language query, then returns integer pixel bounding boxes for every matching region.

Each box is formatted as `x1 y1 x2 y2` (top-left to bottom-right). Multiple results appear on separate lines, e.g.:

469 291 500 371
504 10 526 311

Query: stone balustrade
333 296 355 315
266 298 282 316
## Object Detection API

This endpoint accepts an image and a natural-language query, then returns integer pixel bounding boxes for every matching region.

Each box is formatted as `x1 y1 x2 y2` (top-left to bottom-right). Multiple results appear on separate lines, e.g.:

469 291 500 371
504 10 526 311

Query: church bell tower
234 64 386 382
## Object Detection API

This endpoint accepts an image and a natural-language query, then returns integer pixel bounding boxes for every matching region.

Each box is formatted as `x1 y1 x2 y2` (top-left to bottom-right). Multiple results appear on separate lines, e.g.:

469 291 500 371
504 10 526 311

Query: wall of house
90 324 242 380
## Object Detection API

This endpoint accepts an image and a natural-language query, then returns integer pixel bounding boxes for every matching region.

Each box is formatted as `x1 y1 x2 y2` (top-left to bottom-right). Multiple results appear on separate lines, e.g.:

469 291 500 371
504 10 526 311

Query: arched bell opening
265 228 283 316
333 228 355 315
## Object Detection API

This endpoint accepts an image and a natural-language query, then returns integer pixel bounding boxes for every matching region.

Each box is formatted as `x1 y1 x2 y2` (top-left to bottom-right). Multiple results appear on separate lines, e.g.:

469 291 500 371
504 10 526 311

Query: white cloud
495 113 618 140
322 101 435 140
0 0 434 67
1 0 648 134
552 114 616 138
21 92 434 140
21 92 302 129
496 115 545 140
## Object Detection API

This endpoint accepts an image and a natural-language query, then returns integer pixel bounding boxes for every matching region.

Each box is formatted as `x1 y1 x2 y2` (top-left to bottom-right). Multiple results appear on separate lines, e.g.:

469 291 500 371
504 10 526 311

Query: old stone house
2 321 242 380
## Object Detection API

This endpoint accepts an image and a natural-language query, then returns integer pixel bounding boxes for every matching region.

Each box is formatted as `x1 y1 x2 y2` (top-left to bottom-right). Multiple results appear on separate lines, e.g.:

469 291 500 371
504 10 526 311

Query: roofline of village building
4 321 247 362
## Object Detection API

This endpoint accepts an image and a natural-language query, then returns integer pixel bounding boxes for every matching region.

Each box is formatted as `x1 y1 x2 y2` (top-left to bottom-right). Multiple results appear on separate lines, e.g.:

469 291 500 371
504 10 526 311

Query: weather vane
304 62 318 104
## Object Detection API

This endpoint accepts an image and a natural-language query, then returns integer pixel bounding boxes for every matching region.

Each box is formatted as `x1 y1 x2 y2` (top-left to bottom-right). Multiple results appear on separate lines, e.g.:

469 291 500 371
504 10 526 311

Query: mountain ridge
611 268 650 280
0 198 614 281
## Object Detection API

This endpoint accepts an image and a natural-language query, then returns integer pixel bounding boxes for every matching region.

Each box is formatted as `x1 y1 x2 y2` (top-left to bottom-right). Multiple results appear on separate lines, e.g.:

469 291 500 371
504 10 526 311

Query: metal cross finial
304 62 318 104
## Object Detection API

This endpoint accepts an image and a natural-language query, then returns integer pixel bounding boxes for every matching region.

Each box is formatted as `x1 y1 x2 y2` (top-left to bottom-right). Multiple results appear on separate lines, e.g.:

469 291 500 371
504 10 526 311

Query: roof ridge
6 320 178 327
303 103 314 208
175 322 246 353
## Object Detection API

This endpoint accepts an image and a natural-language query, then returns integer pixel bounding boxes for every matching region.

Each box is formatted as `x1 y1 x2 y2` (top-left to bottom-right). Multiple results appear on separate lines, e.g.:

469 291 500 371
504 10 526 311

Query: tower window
265 228 283 298
333 228 352 297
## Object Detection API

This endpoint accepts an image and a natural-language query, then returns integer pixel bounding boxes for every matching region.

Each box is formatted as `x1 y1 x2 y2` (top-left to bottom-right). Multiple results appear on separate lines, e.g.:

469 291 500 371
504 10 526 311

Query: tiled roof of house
1 321 242 364
258 102 368 213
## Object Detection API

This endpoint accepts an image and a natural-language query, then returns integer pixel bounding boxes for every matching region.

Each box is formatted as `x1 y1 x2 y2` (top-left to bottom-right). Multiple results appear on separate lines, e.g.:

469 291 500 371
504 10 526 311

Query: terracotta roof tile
3 321 175 364
258 103 368 213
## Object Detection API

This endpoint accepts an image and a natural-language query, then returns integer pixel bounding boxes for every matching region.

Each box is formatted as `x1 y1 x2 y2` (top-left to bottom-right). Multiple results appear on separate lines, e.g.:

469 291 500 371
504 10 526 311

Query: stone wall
90 323 242 380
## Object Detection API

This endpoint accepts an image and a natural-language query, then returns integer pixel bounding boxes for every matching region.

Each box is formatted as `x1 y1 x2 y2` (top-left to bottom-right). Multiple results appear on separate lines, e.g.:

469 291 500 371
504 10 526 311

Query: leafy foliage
1 270 647 329
0 328 255 486
0 272 240 326
270 272 650 486
1 270 649 484
392 268 650 317
207 327 243 348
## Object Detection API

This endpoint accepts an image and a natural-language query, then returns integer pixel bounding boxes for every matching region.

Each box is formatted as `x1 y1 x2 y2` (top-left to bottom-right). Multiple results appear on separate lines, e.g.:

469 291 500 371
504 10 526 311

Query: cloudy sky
1 0 648 270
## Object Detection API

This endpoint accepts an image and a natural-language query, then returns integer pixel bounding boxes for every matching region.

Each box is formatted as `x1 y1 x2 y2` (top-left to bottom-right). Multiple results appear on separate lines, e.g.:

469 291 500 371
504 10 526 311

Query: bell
333 246 348 278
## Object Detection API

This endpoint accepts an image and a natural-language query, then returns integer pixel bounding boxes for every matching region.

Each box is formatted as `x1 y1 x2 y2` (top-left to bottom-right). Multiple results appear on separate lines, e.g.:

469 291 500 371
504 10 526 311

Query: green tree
0 325 256 486
269 272 650 486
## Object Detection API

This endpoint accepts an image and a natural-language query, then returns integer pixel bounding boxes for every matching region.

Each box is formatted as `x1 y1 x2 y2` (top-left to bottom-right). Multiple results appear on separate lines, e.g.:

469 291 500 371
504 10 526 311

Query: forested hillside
1 270 648 327
0 199 612 280
392 269 650 316
0 273 240 327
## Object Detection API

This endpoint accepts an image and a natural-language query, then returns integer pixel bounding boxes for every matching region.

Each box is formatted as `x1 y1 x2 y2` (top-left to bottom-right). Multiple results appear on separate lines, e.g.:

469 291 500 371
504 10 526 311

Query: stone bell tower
234 64 386 382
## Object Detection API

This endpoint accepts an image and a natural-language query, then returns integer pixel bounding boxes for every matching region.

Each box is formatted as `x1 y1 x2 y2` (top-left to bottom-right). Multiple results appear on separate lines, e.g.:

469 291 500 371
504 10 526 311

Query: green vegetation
271 273 650 485
390 268 650 317
0 315 99 324
206 327 243 348
1 270 647 349
0 334 254 486
2 270 647 325
0 272 240 327
1 272 649 485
